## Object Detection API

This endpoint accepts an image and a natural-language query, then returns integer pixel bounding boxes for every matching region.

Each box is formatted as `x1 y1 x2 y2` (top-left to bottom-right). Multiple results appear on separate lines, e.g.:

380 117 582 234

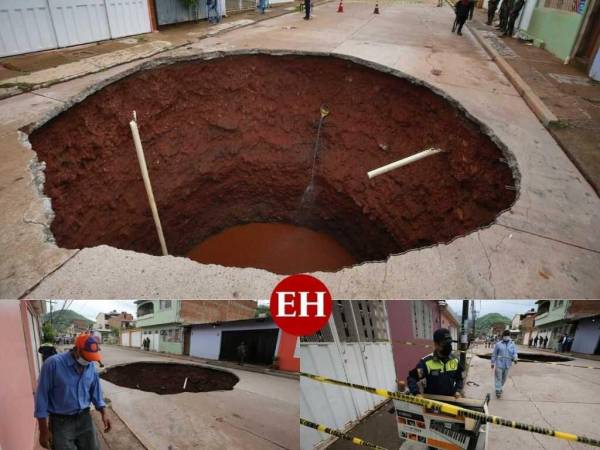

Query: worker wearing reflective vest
407 328 465 398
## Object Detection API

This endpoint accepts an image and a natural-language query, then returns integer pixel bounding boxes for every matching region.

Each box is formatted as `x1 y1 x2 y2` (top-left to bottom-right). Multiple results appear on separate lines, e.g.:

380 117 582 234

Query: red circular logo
270 274 332 337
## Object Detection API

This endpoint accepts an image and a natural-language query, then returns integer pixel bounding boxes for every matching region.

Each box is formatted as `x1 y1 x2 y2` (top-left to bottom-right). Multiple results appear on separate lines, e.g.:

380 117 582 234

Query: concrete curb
467 23 559 127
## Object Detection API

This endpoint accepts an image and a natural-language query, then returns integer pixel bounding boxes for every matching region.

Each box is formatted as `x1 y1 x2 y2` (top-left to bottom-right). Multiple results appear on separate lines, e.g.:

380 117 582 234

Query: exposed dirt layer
29 54 517 269
100 362 239 394
478 353 574 363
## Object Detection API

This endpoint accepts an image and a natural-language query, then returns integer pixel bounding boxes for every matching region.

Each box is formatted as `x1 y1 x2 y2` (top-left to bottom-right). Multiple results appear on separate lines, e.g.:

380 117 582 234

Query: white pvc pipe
183 377 188 390
367 147 445 179
129 113 169 256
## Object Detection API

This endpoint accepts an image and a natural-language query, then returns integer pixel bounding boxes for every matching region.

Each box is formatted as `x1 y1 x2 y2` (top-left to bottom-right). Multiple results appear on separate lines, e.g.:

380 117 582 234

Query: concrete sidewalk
467 11 600 195
0 2 301 100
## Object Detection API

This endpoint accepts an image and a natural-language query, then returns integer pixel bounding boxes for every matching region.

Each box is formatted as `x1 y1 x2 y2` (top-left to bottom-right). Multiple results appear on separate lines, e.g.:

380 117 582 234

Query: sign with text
270 274 332 336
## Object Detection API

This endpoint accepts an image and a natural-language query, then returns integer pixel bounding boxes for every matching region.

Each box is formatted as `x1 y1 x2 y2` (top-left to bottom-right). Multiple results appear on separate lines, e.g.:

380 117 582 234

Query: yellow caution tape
300 372 600 447
300 418 389 450
392 340 469 353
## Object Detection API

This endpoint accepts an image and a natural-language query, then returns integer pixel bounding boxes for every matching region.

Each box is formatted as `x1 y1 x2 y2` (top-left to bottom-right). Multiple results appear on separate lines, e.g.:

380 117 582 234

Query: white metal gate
0 0 58 57
105 0 151 38
0 0 151 57
130 330 142 348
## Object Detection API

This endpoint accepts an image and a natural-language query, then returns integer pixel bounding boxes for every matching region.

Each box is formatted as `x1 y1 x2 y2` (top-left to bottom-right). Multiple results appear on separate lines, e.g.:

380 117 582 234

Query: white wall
131 330 142 348
300 341 396 450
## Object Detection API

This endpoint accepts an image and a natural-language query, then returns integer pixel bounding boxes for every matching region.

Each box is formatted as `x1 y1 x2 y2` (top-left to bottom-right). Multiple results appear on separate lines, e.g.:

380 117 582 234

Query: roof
184 317 275 328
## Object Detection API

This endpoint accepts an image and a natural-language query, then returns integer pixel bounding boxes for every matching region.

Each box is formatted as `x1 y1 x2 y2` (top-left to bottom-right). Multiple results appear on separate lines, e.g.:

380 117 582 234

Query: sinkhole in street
477 353 574 363
100 362 239 395
29 53 518 274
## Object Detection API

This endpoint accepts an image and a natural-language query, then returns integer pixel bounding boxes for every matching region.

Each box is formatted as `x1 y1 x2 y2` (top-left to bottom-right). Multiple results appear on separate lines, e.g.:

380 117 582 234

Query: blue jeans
494 366 509 393
50 410 99 450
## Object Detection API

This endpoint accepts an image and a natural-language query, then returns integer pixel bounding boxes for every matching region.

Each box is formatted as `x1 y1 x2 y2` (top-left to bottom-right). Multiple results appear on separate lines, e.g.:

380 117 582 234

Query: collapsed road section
27 53 517 274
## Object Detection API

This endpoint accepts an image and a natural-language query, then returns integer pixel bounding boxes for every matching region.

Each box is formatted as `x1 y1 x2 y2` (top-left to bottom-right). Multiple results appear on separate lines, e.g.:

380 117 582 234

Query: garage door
48 0 111 48
220 329 279 365
0 1 58 57
0 0 151 57
105 0 151 39
130 330 142 348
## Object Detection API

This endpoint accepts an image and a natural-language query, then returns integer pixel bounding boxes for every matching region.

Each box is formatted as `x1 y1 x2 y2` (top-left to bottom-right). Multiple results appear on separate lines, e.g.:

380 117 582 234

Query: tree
42 322 56 343
256 305 271 318
110 326 121 338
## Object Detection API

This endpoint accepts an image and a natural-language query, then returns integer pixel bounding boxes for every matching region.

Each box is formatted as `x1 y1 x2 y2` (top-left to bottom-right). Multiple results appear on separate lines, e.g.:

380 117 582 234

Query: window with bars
159 300 172 310
301 301 389 343
413 302 434 340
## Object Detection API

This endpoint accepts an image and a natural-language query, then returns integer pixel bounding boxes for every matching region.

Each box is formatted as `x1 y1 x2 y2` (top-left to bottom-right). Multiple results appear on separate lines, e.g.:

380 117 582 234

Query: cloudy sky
61 299 536 322
446 300 537 319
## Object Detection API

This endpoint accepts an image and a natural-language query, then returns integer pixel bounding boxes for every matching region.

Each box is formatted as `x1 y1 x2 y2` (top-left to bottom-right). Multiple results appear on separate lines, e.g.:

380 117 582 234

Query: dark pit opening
100 362 239 394
477 353 574 363
29 53 517 274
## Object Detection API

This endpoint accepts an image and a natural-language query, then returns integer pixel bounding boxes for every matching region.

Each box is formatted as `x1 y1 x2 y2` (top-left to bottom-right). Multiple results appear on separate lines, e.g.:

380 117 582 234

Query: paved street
1 0 598 299
97 345 299 450
465 345 600 449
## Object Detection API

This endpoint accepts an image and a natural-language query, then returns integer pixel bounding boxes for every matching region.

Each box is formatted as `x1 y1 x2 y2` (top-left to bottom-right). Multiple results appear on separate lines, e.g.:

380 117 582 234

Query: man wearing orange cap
34 333 111 449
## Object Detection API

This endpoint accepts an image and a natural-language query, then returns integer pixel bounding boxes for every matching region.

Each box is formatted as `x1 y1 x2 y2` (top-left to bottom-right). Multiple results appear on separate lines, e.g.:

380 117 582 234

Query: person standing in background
487 0 500 25
491 330 518 399
237 341 247 365
453 0 471 36
38 337 58 362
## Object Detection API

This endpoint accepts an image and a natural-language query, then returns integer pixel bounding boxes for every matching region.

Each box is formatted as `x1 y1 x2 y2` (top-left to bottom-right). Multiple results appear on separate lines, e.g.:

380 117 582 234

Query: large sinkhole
29 53 517 274
478 353 574 363
100 362 239 394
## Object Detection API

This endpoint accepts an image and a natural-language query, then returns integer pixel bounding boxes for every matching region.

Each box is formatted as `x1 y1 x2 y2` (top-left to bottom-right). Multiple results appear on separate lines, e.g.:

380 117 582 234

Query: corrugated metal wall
0 0 58 57
300 301 396 450
1 0 151 57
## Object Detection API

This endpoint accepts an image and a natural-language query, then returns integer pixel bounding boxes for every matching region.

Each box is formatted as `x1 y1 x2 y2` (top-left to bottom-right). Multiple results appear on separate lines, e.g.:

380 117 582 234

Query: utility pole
471 300 477 339
460 299 469 368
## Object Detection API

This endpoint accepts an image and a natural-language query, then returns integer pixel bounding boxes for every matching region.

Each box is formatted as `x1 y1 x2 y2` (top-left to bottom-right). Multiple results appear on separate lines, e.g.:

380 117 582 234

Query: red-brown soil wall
29 54 516 265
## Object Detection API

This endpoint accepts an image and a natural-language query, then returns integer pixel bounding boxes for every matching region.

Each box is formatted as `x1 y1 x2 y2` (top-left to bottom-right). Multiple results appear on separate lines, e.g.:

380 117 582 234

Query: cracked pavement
465 345 600 449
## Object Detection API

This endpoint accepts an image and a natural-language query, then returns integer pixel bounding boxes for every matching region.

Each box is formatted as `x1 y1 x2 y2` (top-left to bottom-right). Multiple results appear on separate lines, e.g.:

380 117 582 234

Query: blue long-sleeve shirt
491 339 518 369
34 351 105 419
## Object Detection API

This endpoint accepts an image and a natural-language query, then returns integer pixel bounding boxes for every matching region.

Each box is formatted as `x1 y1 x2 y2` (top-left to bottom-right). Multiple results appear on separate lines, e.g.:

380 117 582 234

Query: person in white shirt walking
491 330 518 399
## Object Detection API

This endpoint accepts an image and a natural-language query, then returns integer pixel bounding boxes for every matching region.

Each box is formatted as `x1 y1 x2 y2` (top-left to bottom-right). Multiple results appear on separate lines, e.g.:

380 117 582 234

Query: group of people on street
487 0 526 36
529 334 549 349
450 0 526 38
528 334 574 352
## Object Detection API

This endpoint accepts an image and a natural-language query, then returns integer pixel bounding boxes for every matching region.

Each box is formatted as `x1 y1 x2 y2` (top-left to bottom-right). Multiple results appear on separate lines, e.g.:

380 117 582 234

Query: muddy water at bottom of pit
186 222 356 274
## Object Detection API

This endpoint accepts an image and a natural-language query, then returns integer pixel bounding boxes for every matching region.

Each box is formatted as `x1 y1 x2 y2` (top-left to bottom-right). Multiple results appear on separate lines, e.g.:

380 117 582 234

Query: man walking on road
407 328 464 398
491 330 518 399
35 333 111 449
